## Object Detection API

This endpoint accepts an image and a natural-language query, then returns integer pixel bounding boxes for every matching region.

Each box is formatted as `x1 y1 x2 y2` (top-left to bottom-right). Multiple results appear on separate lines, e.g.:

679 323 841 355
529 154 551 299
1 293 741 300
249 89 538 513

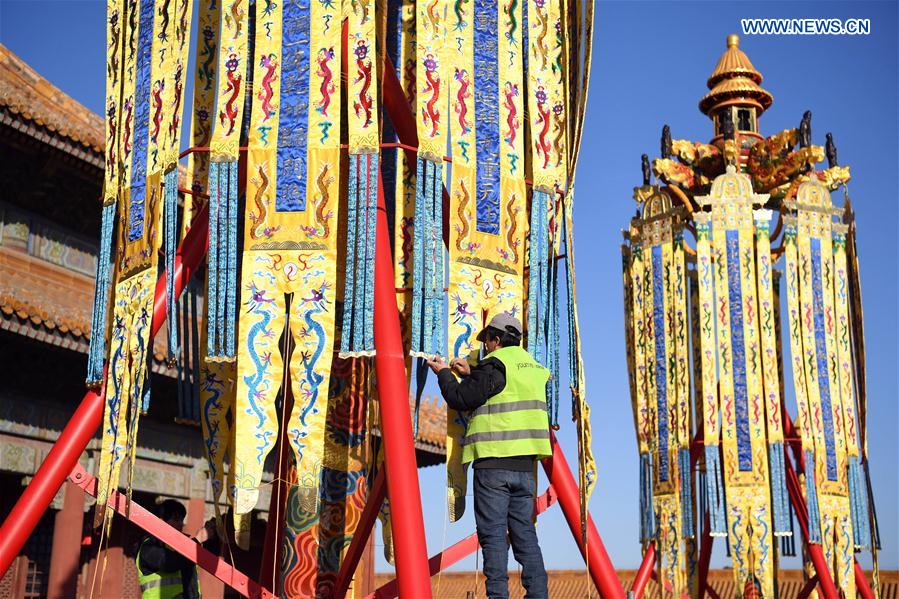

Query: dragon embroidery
453 180 470 251
257 53 278 121
168 64 184 143
219 54 242 136
249 164 272 240
453 0 468 30
315 48 336 117
503 82 519 148
150 80 165 146
504 195 520 263
421 54 441 138
453 68 471 135
158 0 171 43
313 164 334 238
106 100 118 178
122 96 134 161
225 0 244 40
352 41 374 128
534 86 551 168
200 26 217 91
108 10 121 85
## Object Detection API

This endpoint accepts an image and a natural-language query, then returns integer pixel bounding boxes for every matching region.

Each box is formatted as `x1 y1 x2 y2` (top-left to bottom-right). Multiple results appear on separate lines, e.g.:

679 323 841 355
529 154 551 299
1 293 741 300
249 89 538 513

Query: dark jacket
137 534 220 598
437 356 536 471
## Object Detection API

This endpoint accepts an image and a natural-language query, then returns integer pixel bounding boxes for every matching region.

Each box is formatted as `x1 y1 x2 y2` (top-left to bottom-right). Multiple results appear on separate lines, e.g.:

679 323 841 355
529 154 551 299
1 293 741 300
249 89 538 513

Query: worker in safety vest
135 499 215 598
427 313 550 599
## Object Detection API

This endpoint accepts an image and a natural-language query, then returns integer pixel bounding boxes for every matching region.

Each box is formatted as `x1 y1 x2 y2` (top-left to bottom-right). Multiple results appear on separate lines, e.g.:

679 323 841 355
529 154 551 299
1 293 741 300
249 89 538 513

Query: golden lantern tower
623 34 878 598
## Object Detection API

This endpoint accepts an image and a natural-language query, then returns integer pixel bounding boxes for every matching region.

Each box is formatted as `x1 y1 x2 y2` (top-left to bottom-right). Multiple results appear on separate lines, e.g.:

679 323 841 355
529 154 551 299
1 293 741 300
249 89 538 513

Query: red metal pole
0 201 211 578
331 468 387 599
630 542 655 599
854 561 875 599
542 431 625 599
372 168 434 597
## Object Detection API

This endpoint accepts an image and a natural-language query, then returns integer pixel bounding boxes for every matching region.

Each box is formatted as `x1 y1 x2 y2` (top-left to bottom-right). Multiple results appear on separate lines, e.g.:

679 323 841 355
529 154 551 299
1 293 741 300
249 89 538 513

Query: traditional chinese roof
0 43 104 156
700 35 773 115
379 569 898 598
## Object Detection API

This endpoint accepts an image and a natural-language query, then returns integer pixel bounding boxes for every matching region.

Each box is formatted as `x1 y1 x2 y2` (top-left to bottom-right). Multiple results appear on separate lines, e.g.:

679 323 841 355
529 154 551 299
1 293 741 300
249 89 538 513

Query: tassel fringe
679 446 694 537
206 160 238 360
164 167 180 363
410 157 446 357
804 449 823 544
768 442 791 536
639 452 654 543
704 444 727 535
848 455 871 550
86 201 117 386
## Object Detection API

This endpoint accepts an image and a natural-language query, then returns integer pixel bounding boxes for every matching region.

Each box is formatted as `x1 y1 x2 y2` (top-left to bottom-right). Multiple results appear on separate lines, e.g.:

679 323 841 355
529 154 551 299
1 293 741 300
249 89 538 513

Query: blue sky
2 0 895 580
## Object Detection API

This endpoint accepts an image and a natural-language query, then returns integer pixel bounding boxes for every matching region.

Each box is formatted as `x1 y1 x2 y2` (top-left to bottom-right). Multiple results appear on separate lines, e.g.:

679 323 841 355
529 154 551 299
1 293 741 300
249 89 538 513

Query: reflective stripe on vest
461 346 552 463
136 541 186 599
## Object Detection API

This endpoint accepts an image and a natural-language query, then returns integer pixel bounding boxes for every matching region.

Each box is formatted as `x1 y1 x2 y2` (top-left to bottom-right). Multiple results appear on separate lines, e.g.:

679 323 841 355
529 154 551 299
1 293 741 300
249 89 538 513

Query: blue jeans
473 468 548 599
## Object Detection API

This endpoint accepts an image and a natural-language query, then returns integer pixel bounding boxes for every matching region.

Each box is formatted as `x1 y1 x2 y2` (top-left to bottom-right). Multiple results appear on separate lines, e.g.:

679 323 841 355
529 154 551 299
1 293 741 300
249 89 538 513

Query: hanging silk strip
232 0 343 535
693 212 726 537
695 166 774 597
95 0 174 529
87 0 125 387
562 195 595 541
341 0 380 357
753 209 791 537
622 229 653 544
199 332 237 529
383 0 416 347
207 0 249 360
408 0 447 360
163 0 195 362
782 178 860 595
184 0 220 230
281 357 371 598
445 0 526 522
632 189 687 594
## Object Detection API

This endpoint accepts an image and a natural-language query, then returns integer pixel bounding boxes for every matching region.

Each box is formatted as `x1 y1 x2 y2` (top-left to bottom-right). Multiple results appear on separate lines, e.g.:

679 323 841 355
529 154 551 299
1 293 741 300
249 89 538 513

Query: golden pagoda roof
700 35 773 115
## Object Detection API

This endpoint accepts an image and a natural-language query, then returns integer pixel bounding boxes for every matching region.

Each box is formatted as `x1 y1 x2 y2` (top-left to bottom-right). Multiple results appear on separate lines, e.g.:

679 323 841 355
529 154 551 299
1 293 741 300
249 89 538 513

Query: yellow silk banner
232 0 343 539
96 0 174 529
783 179 856 595
697 167 774 597
445 0 526 522
184 0 220 229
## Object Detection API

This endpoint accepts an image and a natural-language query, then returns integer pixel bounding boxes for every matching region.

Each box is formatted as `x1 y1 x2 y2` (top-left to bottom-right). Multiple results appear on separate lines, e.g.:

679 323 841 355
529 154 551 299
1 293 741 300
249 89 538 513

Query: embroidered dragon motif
122 96 134 161
200 26 217 91
453 0 468 30
219 54 242 136
453 180 470 251
421 54 441 138
158 0 171 43
505 194 520 263
249 164 271 240
534 85 551 168
352 41 374 128
168 64 184 142
108 10 121 85
453 68 471 135
315 48 336 117
225 0 244 40
503 0 518 42
257 53 278 121
313 164 335 238
503 82 519 148
532 0 548 67
106 100 118 178
150 80 165 145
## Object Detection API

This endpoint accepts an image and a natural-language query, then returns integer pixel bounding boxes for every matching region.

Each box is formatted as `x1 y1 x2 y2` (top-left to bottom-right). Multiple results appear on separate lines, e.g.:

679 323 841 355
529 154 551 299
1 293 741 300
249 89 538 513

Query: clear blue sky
2 0 895 579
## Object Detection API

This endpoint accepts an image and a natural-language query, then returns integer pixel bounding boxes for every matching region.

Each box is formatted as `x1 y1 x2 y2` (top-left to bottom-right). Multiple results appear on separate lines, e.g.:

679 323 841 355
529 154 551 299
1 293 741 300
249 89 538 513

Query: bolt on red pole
371 168 434 597
0 201 210 578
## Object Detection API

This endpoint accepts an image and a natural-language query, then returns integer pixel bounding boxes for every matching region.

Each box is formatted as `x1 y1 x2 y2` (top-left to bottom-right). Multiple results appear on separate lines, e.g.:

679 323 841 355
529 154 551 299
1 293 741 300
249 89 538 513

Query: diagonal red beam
630 541 655 599
543 430 626 599
68 463 275 599
0 200 211 578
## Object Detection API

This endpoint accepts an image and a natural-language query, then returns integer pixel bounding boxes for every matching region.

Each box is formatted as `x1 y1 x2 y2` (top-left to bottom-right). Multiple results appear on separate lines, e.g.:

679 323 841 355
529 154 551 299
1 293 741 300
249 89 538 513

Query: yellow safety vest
461 346 552 464
135 540 186 599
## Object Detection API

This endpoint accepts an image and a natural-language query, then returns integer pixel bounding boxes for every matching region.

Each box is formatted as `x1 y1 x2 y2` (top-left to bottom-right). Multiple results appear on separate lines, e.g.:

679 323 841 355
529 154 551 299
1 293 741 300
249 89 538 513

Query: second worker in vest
427 313 550 599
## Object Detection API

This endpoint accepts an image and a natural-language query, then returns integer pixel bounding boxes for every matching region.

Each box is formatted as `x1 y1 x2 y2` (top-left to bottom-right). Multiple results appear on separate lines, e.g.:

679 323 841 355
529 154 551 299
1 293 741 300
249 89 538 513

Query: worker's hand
426 355 448 374
450 358 471 377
